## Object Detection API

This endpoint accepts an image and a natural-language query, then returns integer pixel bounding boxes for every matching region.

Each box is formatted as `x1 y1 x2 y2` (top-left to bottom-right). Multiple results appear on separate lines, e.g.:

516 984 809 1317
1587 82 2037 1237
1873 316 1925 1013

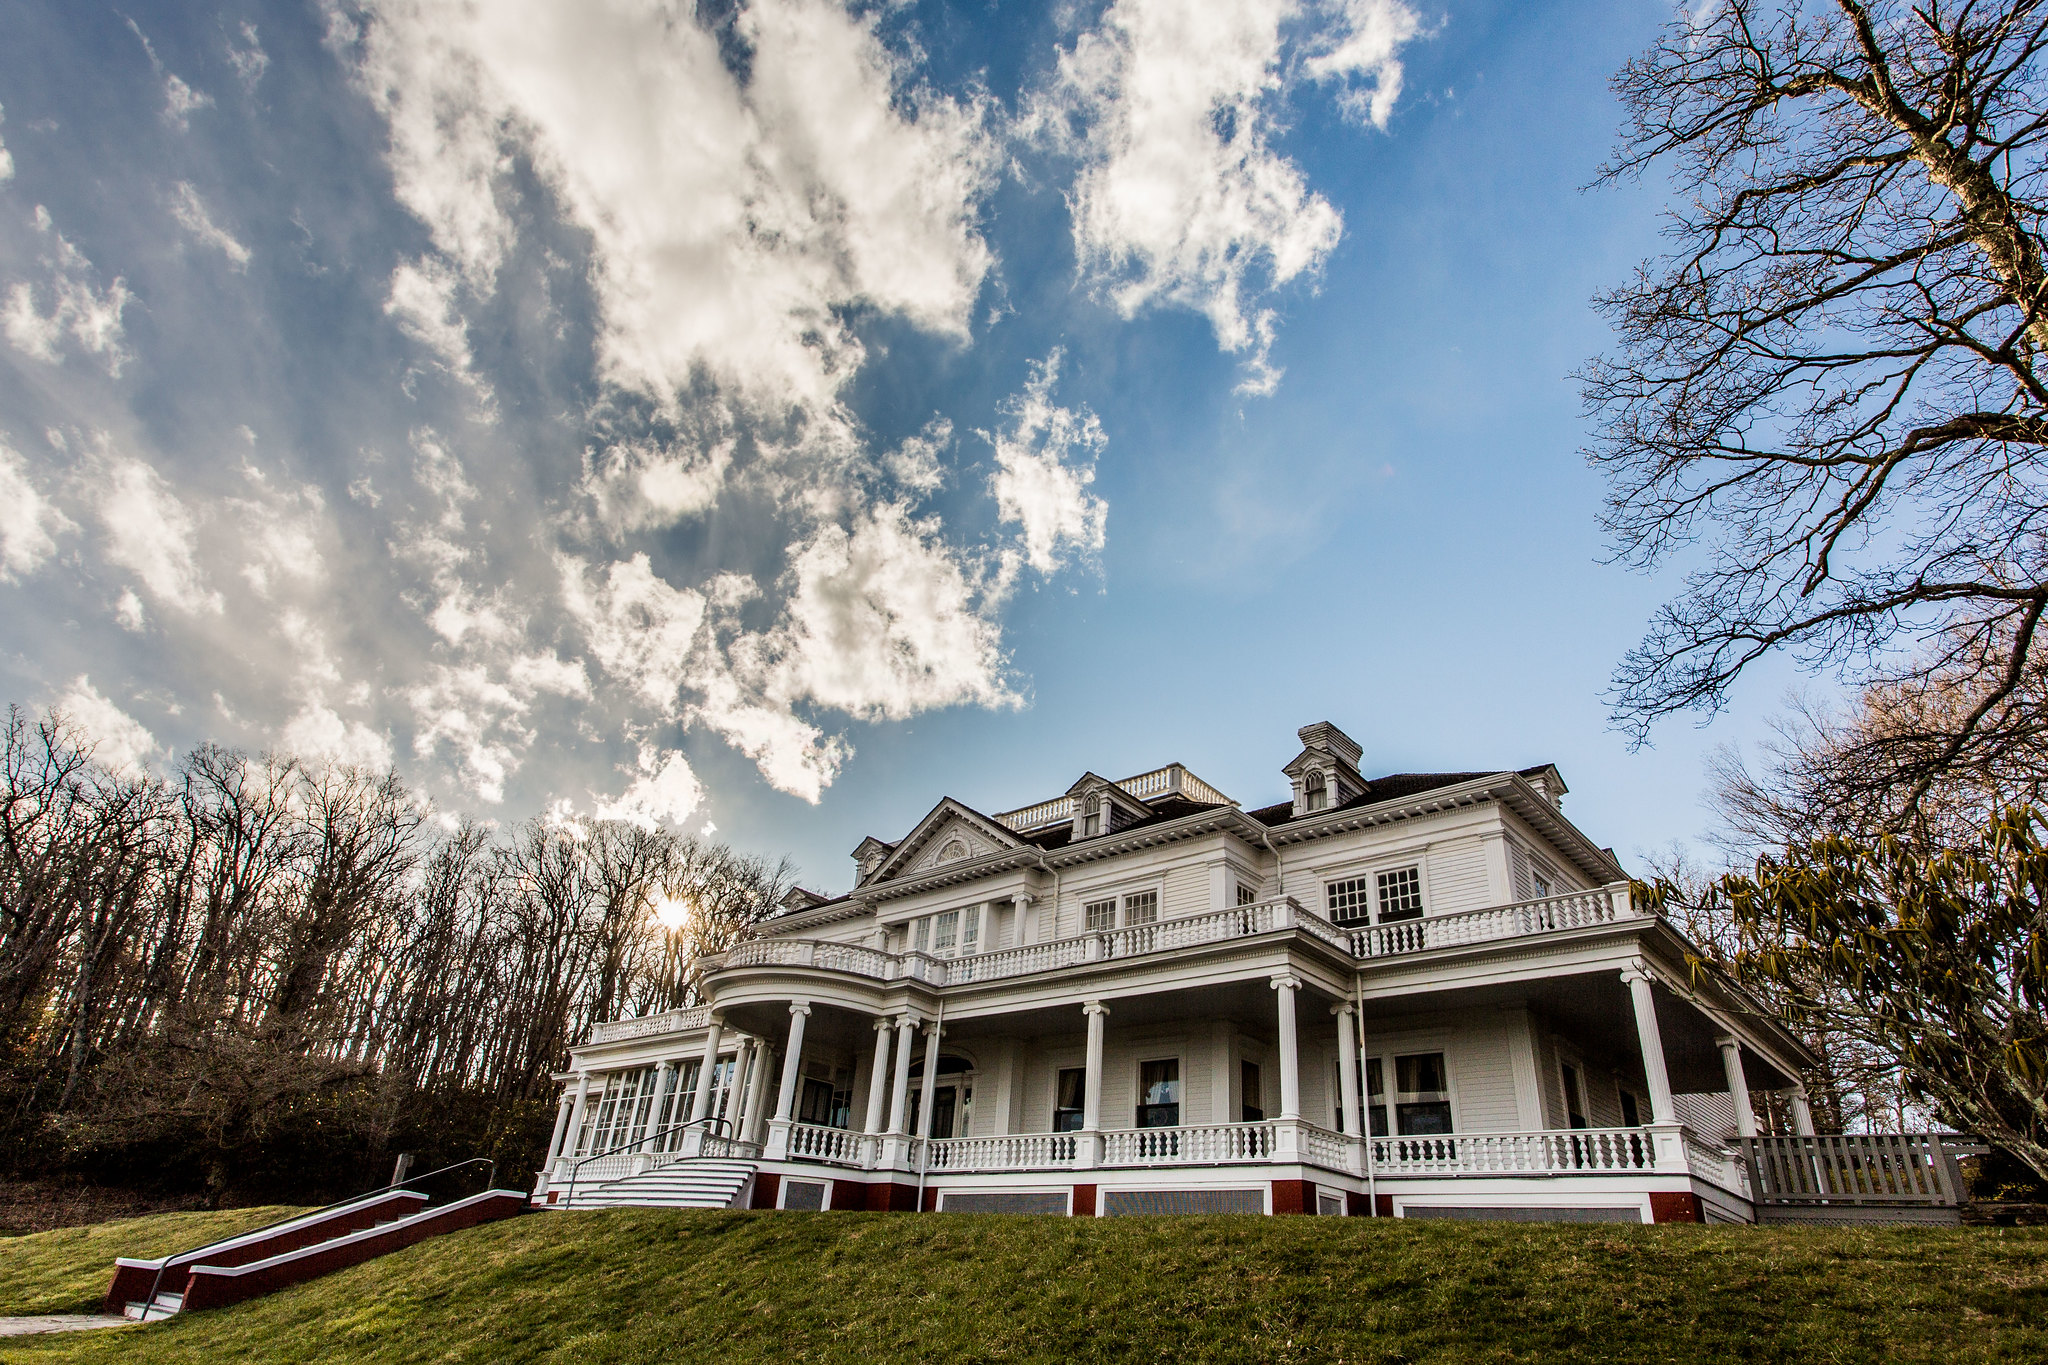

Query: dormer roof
863 797 1025 886
1282 721 1366 779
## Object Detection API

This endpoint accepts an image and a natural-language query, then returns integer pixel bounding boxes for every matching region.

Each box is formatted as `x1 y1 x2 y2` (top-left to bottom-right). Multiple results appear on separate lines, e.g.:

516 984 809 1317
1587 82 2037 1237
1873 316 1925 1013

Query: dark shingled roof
1247 766 1553 826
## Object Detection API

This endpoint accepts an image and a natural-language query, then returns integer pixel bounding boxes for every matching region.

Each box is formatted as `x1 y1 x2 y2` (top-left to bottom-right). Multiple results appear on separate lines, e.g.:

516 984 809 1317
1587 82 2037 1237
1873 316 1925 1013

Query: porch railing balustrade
1346 886 1634 958
1371 1127 1656 1176
785 1122 869 1167
922 1133 1078 1171
708 884 1642 990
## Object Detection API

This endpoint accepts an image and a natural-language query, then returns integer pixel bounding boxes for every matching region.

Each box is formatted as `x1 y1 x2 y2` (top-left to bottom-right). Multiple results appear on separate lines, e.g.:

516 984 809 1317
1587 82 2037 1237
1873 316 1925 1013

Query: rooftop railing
992 764 1233 832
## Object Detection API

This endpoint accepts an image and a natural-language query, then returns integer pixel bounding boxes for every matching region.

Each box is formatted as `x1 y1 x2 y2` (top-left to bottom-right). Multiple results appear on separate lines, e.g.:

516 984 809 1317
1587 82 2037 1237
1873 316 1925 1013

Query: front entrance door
908 1082 966 1138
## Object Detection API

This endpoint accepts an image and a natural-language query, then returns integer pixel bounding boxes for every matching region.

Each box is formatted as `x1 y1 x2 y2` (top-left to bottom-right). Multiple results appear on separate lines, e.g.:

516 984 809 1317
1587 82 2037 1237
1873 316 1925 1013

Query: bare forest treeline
0 707 788 1202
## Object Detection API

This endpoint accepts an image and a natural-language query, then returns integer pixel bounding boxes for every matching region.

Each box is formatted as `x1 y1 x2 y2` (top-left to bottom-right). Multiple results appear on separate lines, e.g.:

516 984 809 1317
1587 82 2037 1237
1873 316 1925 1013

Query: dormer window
1304 771 1327 812
1083 808 1102 837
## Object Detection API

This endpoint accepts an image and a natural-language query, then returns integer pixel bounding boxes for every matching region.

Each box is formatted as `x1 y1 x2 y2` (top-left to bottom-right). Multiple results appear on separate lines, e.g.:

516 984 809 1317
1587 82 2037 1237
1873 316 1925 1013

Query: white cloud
753 502 1014 722
1033 0 1419 393
4 207 133 372
114 589 146 631
54 676 163 777
0 439 72 580
125 18 215 131
282 701 395 772
94 454 223 615
385 257 480 384
580 436 733 535
985 351 1108 576
559 553 707 715
340 0 998 415
0 102 13 182
227 23 271 90
169 183 251 269
590 744 705 829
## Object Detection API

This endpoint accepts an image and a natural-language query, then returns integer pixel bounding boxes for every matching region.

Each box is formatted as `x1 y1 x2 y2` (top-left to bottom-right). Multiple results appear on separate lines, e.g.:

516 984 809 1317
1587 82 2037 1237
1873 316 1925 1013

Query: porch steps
112 1190 528 1319
554 1159 755 1210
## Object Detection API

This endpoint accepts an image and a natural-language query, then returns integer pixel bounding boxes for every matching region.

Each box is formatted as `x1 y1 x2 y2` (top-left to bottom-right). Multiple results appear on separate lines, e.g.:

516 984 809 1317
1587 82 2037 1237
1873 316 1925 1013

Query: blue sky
0 1 1809 894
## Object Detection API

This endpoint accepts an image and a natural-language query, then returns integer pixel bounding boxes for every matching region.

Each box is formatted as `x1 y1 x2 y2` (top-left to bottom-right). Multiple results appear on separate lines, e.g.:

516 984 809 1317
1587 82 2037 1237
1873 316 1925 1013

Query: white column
1210 1019 1235 1124
650 1060 677 1138
773 1003 810 1123
1081 1002 1110 1130
689 1015 727 1123
1622 966 1677 1124
1272 975 1302 1120
1789 1088 1816 1136
545 1091 575 1163
1334 1002 1361 1135
727 1040 755 1125
740 1038 772 1143
864 1019 894 1134
914 1019 944 1138
564 1071 593 1158
886 1015 919 1133
1717 1037 1758 1137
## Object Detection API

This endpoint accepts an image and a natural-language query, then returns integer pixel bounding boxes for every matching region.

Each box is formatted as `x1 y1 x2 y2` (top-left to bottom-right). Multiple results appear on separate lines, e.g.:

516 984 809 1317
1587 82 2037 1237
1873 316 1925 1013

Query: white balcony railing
707 885 1644 995
1370 1127 1656 1176
1345 886 1634 958
586 1006 712 1044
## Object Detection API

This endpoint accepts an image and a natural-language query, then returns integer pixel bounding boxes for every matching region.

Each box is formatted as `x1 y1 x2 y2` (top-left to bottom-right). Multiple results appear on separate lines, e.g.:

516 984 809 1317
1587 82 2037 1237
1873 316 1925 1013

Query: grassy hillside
3 1208 2046 1363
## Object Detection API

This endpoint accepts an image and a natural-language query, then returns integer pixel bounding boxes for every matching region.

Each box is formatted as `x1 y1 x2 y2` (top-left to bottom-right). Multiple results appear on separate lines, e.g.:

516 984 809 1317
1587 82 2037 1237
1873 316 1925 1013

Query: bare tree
1585 0 2048 804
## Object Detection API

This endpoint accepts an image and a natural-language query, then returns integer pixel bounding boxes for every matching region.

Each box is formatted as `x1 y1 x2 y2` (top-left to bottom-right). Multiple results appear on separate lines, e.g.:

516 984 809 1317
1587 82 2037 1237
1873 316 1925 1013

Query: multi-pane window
1395 1053 1452 1134
1236 883 1258 906
1365 1053 1453 1135
1122 890 1158 926
1054 1067 1086 1132
1326 876 1372 925
1138 1059 1180 1128
1084 899 1116 932
1083 812 1102 837
904 906 983 957
1377 867 1424 921
1304 771 1327 811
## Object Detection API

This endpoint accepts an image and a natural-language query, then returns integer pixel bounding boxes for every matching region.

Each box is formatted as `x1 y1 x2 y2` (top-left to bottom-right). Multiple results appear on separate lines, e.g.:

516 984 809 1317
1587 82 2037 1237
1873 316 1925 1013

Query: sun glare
650 894 689 931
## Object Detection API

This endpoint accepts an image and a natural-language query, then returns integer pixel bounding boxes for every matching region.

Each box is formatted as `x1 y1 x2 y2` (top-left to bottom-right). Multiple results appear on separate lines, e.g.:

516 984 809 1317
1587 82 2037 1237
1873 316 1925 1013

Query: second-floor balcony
701 883 1641 992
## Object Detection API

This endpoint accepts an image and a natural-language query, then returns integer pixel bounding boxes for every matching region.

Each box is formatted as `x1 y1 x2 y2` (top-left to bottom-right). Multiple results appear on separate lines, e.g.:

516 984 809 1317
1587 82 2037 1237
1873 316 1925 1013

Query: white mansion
532 723 1970 1223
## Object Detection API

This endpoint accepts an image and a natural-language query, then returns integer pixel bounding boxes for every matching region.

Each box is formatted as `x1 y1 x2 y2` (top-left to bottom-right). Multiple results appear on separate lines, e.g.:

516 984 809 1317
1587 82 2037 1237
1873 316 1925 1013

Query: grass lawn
0 1206 305 1319
0 1208 2044 1363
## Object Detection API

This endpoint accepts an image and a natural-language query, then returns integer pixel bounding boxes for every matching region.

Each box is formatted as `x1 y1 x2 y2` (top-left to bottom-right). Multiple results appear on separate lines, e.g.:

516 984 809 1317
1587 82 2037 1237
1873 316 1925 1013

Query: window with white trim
1236 882 1258 907
1303 770 1327 812
1084 898 1116 932
1325 876 1372 925
1122 889 1158 926
1376 866 1424 921
904 905 983 957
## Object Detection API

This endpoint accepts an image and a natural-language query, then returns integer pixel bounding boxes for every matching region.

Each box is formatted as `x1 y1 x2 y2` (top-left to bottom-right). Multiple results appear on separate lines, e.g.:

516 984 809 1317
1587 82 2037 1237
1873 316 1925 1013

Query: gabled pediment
868 798 1024 884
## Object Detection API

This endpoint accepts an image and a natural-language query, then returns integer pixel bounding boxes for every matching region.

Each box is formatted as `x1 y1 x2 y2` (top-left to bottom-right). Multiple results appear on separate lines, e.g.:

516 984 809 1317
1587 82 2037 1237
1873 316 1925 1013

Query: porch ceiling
912 975 1347 1047
1356 971 1797 1093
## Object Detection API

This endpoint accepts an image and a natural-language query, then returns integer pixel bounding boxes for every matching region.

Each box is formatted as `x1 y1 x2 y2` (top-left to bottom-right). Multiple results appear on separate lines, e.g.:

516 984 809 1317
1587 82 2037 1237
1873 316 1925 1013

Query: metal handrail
136 1155 497 1320
561 1116 731 1208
